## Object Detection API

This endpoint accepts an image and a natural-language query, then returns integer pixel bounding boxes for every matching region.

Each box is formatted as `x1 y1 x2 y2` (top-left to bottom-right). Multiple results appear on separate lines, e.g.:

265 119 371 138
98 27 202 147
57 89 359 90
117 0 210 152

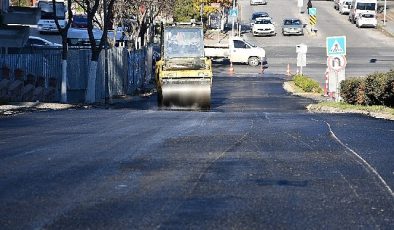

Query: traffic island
283 80 394 121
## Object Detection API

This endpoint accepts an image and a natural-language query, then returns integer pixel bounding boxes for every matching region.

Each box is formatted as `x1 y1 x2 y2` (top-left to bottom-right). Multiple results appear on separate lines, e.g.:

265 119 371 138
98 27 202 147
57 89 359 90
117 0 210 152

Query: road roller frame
155 24 213 109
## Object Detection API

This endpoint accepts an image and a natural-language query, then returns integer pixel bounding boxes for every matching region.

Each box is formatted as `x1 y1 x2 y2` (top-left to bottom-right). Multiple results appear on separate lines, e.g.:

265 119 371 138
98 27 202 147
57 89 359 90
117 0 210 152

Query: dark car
282 18 304 36
72 15 88 28
26 36 61 47
250 12 270 26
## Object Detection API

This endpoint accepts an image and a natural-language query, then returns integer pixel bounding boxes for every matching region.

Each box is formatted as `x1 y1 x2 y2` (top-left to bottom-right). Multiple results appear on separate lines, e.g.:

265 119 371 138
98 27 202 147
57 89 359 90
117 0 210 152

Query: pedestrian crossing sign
308 8 317 16
229 9 238 17
326 36 346 56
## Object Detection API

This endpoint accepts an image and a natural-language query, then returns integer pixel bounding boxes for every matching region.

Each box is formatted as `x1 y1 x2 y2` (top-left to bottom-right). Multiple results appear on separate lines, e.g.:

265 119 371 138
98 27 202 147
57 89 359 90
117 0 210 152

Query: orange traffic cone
286 64 291 76
260 64 264 74
229 62 234 74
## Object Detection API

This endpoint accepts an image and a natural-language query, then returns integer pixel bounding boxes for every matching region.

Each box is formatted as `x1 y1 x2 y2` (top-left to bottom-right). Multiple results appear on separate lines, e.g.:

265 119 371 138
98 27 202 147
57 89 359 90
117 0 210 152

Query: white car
356 12 377 28
250 0 267 5
252 17 276 36
26 36 62 47
339 0 352 14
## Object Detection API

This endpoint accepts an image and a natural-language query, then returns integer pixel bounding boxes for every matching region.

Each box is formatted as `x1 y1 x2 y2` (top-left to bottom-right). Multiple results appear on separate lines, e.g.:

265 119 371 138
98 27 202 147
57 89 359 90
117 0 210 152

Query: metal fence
0 45 157 103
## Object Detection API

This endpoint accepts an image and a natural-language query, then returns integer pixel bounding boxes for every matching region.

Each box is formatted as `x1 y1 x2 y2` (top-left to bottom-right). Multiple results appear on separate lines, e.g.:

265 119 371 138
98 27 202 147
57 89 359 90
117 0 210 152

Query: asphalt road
2 0 392 229
1 73 393 229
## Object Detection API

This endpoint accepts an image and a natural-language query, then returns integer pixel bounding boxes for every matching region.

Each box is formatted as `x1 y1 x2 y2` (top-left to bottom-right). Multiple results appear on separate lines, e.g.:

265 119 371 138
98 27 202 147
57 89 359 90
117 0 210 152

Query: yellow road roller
155 24 212 109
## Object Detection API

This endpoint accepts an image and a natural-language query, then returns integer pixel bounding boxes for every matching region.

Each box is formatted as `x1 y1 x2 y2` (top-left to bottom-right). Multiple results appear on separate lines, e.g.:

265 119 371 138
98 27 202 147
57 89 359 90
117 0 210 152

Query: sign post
326 36 347 101
308 8 317 33
229 8 238 36
297 0 303 14
296 44 307 75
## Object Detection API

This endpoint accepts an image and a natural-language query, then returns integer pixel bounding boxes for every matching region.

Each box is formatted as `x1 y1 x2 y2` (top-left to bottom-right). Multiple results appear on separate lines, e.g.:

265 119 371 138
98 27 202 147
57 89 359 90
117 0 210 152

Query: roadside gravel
0 102 86 116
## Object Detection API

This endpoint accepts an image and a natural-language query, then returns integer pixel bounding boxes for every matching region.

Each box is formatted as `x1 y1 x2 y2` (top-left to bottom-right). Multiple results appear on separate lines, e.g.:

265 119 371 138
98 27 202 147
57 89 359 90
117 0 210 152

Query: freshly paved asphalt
1 72 393 229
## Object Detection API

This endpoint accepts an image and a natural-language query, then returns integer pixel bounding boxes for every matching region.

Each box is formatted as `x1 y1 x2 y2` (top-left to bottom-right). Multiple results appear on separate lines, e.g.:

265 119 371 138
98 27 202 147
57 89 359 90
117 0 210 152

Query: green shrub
365 71 394 107
340 78 368 105
340 70 394 108
293 74 323 93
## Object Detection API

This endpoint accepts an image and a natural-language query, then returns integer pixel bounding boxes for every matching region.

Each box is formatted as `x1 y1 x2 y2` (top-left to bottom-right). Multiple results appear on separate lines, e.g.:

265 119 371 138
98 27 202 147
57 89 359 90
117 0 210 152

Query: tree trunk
85 61 98 103
61 60 67 103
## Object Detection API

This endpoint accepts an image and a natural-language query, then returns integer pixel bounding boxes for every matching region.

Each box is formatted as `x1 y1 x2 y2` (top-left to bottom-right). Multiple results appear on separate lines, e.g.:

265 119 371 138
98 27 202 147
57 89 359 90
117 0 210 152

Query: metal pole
200 3 204 24
335 71 340 102
231 0 235 37
384 0 387 26
103 0 109 107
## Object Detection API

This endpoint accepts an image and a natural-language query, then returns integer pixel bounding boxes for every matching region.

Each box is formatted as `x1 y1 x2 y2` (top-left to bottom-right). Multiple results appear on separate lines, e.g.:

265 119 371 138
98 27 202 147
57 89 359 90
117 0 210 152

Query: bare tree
74 0 115 103
112 0 176 49
52 0 73 103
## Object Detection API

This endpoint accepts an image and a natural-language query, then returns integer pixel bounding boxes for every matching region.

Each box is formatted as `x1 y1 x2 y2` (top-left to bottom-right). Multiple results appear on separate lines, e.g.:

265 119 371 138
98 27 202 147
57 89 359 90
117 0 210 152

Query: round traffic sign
327 55 346 71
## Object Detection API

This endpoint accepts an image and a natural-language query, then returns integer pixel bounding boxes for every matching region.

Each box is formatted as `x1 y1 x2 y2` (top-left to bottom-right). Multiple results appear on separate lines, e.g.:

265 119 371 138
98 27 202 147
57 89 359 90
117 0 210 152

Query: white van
349 0 377 24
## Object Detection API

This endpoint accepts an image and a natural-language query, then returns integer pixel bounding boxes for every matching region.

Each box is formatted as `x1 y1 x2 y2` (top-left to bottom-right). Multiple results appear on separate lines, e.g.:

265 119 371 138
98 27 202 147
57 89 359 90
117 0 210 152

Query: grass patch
293 74 323 93
317 101 394 115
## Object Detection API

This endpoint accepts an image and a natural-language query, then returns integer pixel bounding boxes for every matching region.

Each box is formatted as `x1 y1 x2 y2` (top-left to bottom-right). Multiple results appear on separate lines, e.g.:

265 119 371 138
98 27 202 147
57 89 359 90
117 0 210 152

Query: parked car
339 0 352 14
25 36 62 47
349 0 377 24
356 12 377 28
250 12 270 26
72 15 88 28
282 18 304 36
250 0 267 5
252 17 276 36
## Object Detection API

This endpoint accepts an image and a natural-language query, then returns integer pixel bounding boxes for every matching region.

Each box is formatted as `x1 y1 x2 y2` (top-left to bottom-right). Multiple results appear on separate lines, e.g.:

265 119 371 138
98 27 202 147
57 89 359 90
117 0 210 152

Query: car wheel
248 57 259 67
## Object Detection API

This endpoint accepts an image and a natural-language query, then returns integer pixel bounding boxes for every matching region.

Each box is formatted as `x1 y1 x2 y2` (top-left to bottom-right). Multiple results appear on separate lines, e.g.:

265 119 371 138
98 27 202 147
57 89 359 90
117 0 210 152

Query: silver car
250 0 267 5
282 18 304 36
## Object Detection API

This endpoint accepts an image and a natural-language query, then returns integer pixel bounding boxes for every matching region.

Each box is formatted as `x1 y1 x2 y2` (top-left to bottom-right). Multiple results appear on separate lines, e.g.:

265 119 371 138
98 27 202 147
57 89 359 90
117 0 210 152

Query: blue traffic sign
326 36 346 56
229 9 238 17
308 8 317 16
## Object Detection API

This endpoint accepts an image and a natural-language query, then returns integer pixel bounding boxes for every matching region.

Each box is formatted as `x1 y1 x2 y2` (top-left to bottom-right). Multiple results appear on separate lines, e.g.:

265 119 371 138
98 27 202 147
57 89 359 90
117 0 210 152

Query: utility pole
384 0 387 26
103 0 109 107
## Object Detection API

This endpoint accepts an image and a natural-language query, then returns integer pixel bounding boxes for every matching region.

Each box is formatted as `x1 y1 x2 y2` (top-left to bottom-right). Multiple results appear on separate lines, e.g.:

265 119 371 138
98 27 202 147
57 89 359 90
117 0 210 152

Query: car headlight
198 72 209 77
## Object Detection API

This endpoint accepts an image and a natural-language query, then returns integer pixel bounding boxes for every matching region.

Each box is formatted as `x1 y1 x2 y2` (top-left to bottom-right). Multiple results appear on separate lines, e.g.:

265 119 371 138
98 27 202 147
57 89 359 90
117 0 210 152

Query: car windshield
284 19 301 25
255 19 272 24
252 13 268 20
356 3 376 10
164 27 204 59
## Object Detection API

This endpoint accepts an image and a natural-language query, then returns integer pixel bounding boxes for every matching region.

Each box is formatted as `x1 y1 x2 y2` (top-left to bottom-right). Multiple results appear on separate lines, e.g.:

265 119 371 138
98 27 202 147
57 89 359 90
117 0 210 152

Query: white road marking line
325 121 394 197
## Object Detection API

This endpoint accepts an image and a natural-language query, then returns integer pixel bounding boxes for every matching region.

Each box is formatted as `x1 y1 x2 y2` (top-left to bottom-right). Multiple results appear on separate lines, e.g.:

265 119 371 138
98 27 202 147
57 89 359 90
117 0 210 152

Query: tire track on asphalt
155 113 255 229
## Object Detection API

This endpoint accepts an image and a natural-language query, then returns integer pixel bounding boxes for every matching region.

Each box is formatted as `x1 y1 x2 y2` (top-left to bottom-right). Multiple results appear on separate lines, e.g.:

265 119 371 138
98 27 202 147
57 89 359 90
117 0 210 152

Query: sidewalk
0 102 83 116
377 7 394 36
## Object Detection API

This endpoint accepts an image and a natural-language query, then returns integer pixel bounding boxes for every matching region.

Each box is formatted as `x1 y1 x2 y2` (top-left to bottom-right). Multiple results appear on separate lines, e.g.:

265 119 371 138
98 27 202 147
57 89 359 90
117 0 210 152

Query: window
356 3 375 11
27 39 47 46
234 40 249 49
